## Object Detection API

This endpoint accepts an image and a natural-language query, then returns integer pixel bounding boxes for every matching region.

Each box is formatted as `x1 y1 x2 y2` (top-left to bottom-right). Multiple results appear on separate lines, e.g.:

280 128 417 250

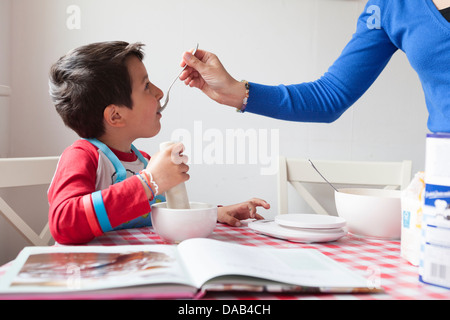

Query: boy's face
124 55 163 139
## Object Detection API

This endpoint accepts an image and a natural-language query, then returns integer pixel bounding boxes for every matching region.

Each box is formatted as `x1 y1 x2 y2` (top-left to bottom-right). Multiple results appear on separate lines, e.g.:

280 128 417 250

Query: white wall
0 0 11 157
1 0 429 263
0 0 12 264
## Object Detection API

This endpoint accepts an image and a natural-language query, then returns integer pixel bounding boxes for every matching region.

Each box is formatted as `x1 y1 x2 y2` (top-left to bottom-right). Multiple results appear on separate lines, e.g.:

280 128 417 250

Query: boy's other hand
218 198 270 227
145 143 189 195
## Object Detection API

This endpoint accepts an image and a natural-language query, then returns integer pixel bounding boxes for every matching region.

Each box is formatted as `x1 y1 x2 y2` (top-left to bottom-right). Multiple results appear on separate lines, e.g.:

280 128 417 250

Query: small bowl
151 202 218 243
335 188 402 239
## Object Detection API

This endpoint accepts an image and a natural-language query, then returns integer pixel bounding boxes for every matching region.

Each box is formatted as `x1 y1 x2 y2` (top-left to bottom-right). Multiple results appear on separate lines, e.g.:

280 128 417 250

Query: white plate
248 220 347 243
275 214 346 230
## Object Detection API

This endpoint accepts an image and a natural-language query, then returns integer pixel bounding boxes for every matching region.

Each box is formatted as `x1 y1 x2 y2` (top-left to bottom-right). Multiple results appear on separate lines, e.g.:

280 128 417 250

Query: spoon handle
308 159 339 193
159 43 199 113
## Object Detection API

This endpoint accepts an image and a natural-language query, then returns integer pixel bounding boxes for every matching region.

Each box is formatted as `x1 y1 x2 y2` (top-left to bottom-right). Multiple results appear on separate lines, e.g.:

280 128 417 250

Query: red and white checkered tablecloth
1 223 450 300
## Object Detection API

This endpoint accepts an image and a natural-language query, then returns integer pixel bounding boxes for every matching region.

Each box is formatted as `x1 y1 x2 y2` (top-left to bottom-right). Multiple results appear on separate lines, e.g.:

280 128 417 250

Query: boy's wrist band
138 173 155 201
140 170 159 196
148 172 159 196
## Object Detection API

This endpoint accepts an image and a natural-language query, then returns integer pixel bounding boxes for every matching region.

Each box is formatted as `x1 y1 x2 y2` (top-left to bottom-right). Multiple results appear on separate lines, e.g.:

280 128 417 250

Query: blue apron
85 138 165 231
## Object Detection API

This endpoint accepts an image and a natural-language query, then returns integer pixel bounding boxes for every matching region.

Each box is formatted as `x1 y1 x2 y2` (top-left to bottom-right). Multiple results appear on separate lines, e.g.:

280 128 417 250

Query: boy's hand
218 198 270 227
145 143 189 195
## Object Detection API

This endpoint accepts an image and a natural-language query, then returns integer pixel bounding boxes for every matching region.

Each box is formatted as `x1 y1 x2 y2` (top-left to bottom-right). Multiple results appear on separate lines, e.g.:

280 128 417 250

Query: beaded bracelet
236 80 250 113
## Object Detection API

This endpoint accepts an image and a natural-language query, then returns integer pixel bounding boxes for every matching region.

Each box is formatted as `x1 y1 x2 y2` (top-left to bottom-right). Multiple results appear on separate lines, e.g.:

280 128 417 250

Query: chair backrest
0 157 60 246
277 157 412 215
0 85 11 97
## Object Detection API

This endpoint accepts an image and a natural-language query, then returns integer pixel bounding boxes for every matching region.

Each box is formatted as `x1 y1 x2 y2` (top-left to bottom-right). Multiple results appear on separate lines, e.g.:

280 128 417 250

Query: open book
0 239 380 299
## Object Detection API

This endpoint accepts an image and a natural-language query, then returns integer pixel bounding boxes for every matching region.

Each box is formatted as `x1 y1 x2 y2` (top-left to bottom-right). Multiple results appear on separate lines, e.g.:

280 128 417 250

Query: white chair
0 157 59 246
0 85 11 97
277 157 412 215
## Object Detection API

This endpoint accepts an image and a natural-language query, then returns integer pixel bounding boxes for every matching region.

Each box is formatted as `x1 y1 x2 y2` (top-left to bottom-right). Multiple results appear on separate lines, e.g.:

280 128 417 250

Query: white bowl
151 202 217 243
335 188 402 239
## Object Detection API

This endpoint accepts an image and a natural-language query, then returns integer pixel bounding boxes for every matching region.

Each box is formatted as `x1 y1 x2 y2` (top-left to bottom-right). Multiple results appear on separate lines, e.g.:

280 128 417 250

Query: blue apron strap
131 144 148 167
82 139 152 232
85 138 127 183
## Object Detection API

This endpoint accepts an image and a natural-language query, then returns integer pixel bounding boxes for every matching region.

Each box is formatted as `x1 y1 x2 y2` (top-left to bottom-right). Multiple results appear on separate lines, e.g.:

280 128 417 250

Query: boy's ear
103 104 125 127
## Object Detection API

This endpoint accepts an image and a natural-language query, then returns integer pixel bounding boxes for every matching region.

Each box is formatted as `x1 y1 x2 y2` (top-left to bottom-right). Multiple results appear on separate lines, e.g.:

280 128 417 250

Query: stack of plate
248 214 347 243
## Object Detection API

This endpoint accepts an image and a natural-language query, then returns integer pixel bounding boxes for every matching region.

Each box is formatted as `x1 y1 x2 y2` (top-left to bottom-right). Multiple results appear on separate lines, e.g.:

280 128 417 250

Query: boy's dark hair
49 41 145 138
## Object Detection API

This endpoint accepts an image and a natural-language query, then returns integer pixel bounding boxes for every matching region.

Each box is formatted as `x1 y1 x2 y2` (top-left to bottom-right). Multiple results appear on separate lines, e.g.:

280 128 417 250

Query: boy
48 41 269 245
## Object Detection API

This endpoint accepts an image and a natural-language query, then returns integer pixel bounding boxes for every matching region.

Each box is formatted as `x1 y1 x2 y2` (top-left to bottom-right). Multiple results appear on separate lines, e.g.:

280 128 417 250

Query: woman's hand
218 198 270 227
180 49 247 109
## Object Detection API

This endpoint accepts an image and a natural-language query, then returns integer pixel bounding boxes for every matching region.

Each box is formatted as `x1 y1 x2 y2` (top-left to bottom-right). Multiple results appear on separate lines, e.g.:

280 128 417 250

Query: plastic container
401 172 425 266
420 133 450 289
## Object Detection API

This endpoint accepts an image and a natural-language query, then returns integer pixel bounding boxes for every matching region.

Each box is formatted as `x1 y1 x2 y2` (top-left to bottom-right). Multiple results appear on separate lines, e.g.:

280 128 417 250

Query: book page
178 239 369 289
0 245 194 294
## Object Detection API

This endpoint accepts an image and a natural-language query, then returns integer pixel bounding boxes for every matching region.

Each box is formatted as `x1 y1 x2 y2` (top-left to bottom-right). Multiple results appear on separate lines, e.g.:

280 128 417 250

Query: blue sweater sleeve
245 1 398 123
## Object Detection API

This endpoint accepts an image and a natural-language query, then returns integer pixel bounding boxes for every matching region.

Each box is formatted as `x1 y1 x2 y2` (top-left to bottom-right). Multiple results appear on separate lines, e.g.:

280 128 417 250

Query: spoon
159 43 199 113
308 159 340 193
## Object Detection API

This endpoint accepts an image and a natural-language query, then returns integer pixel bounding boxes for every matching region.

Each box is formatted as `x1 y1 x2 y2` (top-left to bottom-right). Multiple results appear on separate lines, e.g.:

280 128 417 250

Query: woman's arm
181 0 398 123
